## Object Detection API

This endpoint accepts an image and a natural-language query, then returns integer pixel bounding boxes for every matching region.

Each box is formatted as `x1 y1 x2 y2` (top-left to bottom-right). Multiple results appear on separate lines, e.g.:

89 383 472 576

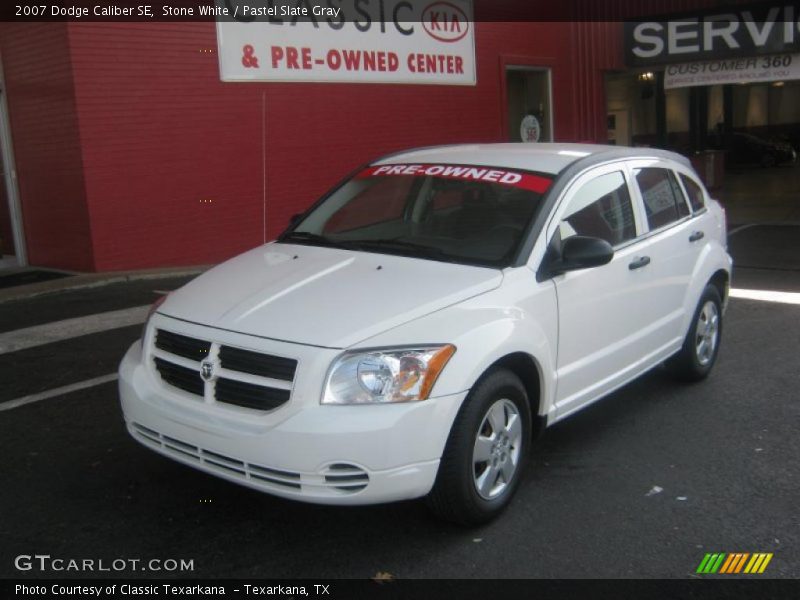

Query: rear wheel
666 285 723 381
427 369 531 525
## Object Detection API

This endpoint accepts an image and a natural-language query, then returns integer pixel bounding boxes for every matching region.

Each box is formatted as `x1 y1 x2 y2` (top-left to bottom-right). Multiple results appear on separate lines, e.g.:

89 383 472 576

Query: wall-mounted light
772 81 785 87
637 71 655 100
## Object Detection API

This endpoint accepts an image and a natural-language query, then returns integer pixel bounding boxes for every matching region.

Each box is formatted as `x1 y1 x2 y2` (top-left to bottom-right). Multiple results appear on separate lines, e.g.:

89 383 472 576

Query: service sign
216 0 476 85
624 2 800 67
664 53 800 88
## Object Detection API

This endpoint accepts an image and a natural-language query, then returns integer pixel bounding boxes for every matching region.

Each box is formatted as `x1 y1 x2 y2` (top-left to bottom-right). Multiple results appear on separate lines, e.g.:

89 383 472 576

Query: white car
119 143 731 524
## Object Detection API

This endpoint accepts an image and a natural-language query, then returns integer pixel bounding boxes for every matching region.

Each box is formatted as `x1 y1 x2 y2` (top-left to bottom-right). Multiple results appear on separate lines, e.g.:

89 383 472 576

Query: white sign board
519 114 541 143
664 53 800 89
216 0 475 85
641 178 675 216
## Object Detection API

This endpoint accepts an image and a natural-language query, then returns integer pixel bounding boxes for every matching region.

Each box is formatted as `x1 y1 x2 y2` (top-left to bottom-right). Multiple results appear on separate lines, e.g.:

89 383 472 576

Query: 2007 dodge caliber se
119 143 732 524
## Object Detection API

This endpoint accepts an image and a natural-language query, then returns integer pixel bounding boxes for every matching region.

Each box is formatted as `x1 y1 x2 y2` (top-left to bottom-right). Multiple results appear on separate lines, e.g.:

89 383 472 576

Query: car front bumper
118 334 466 505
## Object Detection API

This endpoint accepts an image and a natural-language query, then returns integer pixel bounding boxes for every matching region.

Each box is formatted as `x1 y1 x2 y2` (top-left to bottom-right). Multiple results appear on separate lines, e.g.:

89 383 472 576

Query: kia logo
422 2 469 43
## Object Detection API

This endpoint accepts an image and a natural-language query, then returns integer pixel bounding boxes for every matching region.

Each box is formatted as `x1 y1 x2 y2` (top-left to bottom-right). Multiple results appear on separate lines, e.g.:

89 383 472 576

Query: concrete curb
0 265 211 304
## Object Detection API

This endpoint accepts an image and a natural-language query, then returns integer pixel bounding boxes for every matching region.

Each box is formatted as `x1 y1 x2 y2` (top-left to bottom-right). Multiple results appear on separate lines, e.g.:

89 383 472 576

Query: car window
634 168 690 230
323 176 413 234
430 188 463 212
289 164 552 268
680 174 706 212
558 171 636 247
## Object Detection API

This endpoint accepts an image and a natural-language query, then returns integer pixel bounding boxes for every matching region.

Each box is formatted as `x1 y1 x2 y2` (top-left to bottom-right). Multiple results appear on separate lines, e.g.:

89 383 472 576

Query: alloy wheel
472 399 523 500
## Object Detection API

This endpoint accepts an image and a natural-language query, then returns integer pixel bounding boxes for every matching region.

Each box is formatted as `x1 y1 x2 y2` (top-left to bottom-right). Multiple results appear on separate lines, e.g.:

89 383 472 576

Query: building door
506 68 552 143
0 57 25 268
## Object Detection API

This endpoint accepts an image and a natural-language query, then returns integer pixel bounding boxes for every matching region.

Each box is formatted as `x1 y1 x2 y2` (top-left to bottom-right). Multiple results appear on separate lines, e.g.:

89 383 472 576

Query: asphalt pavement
0 228 798 580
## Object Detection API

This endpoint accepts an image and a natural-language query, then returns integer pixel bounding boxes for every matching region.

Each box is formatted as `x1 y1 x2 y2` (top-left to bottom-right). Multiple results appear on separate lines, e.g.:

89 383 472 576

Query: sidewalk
0 264 210 304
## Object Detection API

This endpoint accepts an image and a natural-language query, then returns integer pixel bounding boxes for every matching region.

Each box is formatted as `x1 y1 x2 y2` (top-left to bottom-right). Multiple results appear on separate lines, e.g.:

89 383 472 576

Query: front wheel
666 284 723 381
427 369 531 525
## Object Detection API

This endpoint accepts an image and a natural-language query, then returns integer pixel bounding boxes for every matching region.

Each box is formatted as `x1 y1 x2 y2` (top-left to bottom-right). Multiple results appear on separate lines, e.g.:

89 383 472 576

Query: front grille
131 423 301 490
151 328 295 412
216 378 291 411
131 423 369 496
154 357 204 396
219 345 297 381
155 330 210 361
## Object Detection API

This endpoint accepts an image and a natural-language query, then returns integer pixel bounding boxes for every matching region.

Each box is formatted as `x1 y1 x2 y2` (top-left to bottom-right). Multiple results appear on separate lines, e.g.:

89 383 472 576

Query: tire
666 284 723 381
427 369 531 525
761 153 777 168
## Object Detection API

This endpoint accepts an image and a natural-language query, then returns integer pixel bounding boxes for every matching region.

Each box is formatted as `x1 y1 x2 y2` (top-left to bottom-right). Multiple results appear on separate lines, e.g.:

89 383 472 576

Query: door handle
629 256 650 270
689 230 705 242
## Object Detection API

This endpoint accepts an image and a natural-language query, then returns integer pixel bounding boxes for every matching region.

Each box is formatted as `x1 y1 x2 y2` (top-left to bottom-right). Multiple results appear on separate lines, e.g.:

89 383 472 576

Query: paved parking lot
1 226 798 579
718 163 800 225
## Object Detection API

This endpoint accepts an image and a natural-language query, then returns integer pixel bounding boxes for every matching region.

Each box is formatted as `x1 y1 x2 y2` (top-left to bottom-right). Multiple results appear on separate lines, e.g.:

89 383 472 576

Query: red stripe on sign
358 164 551 193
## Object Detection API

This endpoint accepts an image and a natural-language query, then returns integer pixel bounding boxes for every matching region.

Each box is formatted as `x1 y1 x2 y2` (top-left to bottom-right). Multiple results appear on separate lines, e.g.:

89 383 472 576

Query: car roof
373 143 691 176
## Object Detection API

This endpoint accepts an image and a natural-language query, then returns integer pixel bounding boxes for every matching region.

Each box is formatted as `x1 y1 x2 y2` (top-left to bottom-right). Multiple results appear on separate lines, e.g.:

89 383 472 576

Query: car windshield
278 163 552 268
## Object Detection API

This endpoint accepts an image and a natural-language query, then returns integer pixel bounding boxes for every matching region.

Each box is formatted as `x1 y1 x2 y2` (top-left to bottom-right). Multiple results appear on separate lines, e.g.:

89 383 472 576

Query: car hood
159 243 503 348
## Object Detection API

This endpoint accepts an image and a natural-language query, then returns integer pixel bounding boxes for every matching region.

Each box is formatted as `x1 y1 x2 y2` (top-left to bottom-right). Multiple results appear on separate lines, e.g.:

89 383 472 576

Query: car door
543 163 659 420
626 160 703 355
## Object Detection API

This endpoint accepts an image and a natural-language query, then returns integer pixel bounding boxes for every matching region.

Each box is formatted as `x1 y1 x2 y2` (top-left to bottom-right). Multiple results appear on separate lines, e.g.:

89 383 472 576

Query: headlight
322 345 456 405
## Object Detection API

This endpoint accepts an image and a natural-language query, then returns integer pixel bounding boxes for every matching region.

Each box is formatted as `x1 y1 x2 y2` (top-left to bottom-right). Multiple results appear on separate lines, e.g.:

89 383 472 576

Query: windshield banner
358 164 552 193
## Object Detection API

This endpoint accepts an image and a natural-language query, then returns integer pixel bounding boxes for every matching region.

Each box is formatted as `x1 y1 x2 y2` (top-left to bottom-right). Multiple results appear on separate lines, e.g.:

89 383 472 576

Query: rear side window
559 171 636 247
634 168 690 230
680 174 706 212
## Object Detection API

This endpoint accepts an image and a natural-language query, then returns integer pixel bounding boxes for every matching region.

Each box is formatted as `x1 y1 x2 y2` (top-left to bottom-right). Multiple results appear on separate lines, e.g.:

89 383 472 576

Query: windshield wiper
339 239 458 262
280 234 460 263
278 231 347 248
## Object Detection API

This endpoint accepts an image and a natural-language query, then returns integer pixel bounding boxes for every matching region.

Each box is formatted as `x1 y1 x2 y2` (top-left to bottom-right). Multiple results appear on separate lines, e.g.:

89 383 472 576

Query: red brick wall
0 23 93 270
1 1 763 272
66 21 597 271
67 23 263 271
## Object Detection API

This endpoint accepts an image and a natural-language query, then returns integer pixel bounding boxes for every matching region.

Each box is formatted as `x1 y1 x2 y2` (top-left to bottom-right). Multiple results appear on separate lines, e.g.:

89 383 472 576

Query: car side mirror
560 235 614 271
541 235 614 279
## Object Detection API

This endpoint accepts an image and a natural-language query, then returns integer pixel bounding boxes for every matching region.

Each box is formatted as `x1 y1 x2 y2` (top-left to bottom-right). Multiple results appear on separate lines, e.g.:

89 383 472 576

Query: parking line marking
728 222 800 237
0 373 118 412
0 305 149 355
728 224 758 236
730 288 800 305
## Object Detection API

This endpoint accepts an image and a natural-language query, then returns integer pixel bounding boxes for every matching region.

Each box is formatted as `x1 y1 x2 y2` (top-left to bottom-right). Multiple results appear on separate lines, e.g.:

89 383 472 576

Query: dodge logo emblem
200 360 215 382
